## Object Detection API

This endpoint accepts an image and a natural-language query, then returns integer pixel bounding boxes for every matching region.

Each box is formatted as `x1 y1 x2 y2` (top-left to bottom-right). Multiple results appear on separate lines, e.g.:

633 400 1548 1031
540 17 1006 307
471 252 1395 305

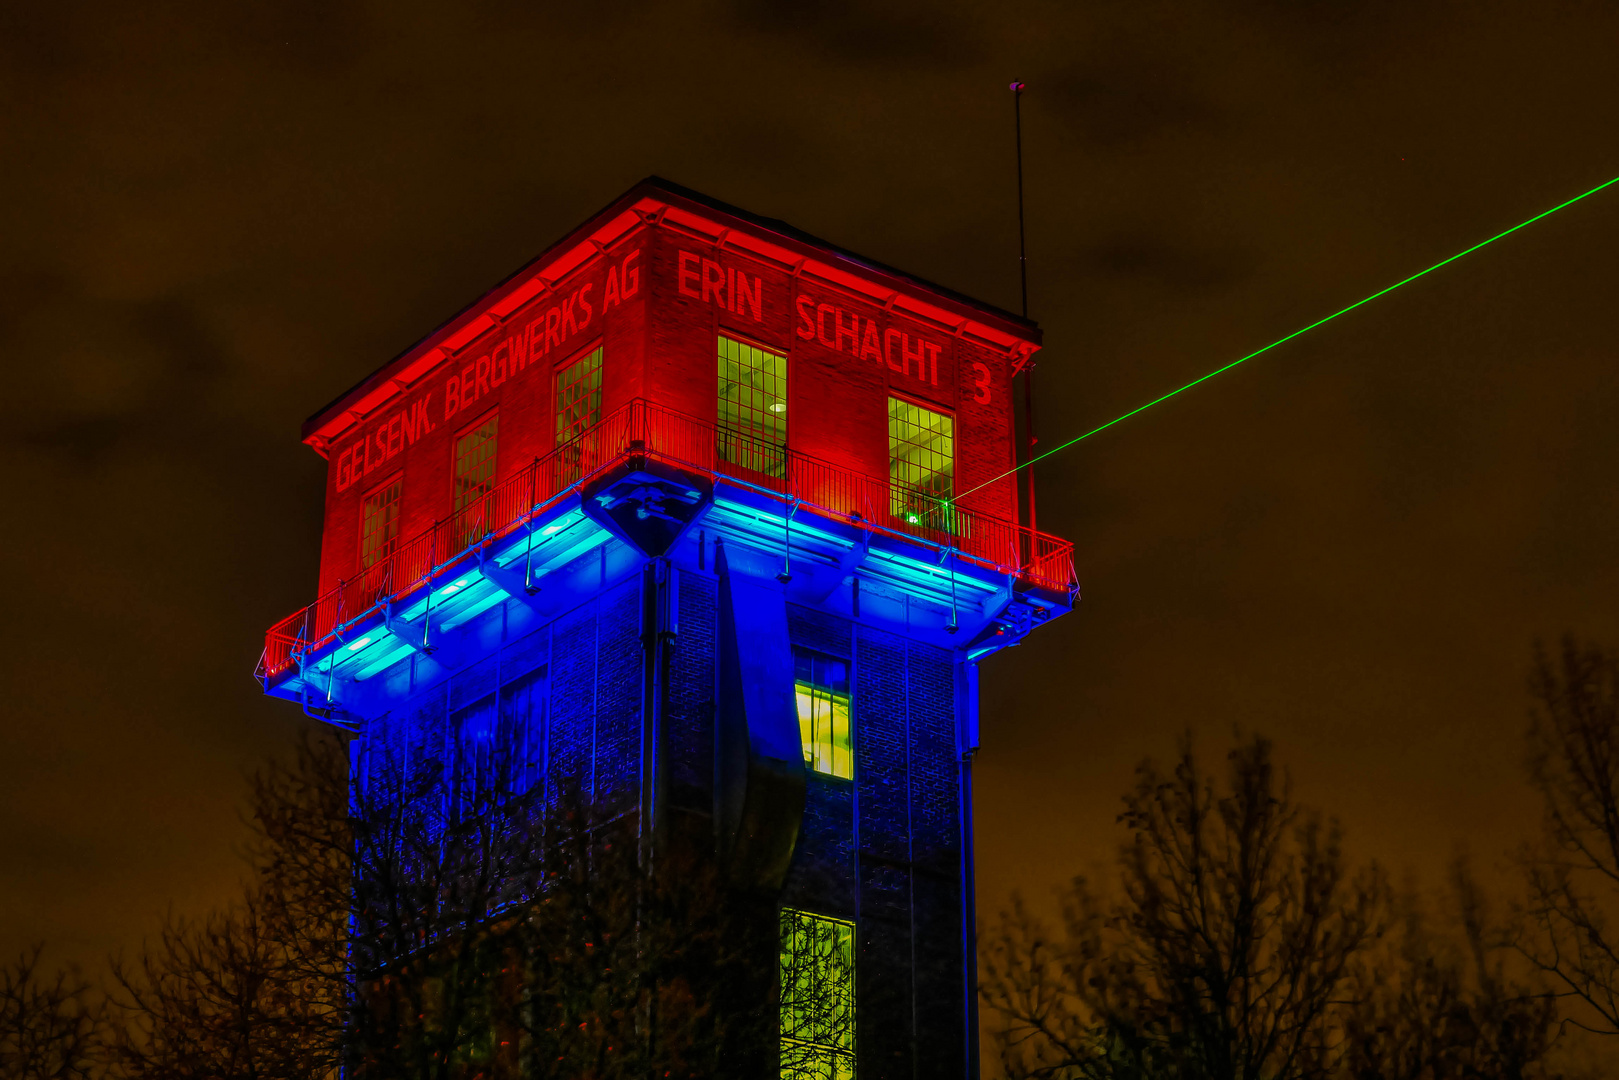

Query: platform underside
265 463 1072 722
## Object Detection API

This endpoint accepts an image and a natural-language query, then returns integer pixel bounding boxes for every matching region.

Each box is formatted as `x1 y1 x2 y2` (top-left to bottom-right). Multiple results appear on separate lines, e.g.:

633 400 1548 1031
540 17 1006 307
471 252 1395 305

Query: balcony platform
259 402 1077 722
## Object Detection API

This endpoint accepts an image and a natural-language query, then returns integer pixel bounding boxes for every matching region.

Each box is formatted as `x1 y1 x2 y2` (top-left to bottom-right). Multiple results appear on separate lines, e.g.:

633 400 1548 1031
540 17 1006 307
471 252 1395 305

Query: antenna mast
1011 79 1036 534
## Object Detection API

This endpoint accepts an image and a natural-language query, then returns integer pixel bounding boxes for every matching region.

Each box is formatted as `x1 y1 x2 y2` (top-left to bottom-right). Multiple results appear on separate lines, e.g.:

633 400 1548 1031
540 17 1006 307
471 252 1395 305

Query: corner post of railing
525 456 540 591
944 495 960 636
290 612 312 677
318 590 343 708
421 526 438 654
322 632 342 709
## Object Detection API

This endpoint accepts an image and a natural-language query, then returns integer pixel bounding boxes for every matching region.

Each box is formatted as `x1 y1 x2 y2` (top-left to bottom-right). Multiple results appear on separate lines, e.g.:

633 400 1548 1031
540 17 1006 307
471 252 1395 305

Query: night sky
5 0 1618 994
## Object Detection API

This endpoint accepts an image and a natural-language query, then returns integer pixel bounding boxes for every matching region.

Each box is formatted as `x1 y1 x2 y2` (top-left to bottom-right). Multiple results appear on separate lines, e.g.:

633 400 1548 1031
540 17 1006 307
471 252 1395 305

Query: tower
259 178 1075 1078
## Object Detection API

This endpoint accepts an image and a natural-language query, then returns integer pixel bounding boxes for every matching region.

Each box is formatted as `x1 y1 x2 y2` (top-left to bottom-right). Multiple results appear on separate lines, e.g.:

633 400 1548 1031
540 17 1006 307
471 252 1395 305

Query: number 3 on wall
971 362 992 404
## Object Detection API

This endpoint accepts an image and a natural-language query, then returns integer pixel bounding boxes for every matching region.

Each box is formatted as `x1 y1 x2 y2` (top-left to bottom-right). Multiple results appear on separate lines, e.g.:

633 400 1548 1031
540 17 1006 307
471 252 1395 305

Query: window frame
885 393 956 531
553 343 605 449
358 472 404 571
451 409 500 551
498 665 548 798
793 648 853 782
716 333 788 480
779 907 856 1080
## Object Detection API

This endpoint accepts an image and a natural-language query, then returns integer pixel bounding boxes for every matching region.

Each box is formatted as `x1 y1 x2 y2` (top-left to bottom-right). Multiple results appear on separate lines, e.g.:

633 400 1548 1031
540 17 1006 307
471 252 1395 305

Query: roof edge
303 177 1042 446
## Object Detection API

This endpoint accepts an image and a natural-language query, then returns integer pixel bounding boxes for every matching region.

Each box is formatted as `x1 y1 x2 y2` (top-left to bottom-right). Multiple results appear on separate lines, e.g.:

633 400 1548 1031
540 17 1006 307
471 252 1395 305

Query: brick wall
316 237 648 596
667 570 718 819
781 604 967 1080
360 578 645 819
354 580 971 1079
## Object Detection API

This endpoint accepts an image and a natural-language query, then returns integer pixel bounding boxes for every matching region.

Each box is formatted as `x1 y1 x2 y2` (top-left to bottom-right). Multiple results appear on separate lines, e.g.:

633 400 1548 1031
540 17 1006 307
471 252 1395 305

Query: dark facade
260 178 1076 1078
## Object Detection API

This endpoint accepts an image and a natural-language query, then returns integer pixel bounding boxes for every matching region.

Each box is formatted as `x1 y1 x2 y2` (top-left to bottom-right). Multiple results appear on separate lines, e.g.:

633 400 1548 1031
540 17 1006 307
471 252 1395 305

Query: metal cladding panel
713 542 805 891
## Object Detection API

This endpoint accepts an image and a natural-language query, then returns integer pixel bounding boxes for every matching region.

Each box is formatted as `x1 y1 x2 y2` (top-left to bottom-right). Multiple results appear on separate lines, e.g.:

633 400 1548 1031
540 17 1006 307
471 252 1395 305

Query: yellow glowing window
780 908 855 1080
453 413 498 549
360 476 402 569
794 651 852 780
887 397 954 530
718 335 787 478
555 347 603 446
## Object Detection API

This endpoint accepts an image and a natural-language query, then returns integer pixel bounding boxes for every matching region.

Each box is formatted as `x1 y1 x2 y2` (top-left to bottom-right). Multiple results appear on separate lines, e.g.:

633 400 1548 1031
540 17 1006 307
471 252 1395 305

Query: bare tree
981 733 1387 1080
107 726 777 1079
104 733 349 1080
1 946 99 1080
107 893 337 1080
1342 858 1558 1079
1515 637 1619 1038
350 732 780 1080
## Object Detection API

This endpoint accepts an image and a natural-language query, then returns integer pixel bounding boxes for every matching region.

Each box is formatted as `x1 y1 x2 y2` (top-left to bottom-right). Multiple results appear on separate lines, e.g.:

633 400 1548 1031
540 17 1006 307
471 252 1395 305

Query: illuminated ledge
260 399 1076 691
263 466 1072 724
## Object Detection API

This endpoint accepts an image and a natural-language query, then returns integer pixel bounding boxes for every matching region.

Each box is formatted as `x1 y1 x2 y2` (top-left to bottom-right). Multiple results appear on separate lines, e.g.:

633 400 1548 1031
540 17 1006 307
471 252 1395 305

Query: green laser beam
954 172 1619 504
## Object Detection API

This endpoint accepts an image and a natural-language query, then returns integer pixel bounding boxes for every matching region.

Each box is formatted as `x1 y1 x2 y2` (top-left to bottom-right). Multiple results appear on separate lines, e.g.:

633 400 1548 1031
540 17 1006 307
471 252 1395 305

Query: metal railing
260 399 1076 681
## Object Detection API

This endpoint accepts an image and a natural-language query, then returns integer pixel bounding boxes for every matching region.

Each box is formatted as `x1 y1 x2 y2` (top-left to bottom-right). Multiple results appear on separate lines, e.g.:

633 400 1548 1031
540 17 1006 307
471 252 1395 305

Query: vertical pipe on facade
849 620 863 1075
496 600 507 806
542 621 555 817
958 661 982 1080
656 566 675 881
636 559 662 1065
589 561 601 804
638 559 669 861
904 624 918 1080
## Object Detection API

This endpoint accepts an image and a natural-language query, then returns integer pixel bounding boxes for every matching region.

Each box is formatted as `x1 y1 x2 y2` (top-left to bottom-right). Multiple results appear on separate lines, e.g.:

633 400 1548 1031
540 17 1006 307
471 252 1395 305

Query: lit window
887 397 953 530
780 908 855 1080
555 347 604 446
555 347 604 486
360 476 402 569
453 413 498 549
795 651 852 780
717 335 787 479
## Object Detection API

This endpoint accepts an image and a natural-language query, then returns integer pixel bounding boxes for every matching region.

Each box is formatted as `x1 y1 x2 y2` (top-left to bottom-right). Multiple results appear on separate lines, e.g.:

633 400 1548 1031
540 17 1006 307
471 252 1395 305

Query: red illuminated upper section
302 178 1049 601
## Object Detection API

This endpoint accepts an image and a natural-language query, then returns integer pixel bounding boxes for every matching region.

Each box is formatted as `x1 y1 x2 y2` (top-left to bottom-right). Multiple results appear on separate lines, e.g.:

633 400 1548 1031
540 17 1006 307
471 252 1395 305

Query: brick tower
259 178 1076 1078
